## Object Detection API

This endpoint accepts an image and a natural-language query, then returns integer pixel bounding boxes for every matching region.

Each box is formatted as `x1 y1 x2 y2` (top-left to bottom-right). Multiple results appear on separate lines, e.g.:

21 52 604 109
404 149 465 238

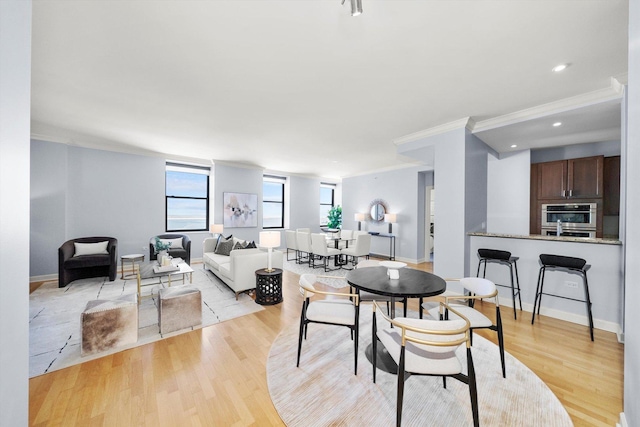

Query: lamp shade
210 224 224 234
384 213 397 223
259 231 281 248
354 213 366 221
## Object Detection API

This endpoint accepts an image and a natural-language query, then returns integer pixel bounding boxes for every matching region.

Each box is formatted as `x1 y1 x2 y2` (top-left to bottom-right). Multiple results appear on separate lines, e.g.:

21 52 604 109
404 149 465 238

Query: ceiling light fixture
552 64 568 72
510 144 517 148
553 122 562 127
341 0 363 16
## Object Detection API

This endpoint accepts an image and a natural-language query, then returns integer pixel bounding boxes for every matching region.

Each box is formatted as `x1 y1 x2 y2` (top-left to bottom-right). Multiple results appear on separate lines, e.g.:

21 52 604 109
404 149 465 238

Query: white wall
0 0 30 424
464 131 490 273
342 166 427 262
624 0 640 424
487 150 531 235
288 175 323 232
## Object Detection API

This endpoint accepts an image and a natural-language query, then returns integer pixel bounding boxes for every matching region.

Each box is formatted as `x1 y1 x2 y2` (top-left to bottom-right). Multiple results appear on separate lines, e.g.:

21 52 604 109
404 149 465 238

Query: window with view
166 162 210 232
263 175 285 229
320 183 335 226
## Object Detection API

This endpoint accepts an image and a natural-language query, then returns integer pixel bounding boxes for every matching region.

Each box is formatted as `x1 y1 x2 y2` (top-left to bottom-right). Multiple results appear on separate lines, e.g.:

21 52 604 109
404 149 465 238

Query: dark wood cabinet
530 164 540 235
537 156 603 200
603 156 621 215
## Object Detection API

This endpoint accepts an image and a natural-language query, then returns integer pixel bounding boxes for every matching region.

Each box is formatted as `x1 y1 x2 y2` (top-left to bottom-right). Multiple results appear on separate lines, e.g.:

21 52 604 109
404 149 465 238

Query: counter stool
476 249 522 319
531 254 594 341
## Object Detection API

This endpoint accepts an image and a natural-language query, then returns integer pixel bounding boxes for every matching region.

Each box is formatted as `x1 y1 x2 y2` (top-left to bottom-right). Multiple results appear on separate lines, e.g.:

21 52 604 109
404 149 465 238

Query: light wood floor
29 261 623 426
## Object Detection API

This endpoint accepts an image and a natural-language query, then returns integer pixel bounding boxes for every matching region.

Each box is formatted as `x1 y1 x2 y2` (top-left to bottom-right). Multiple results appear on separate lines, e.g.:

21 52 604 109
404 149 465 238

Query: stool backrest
539 254 586 269
478 248 511 261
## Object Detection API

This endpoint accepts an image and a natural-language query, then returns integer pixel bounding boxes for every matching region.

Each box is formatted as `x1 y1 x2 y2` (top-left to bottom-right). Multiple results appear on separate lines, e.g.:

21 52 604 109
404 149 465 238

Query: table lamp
210 223 224 238
384 213 397 234
354 213 365 231
259 231 281 272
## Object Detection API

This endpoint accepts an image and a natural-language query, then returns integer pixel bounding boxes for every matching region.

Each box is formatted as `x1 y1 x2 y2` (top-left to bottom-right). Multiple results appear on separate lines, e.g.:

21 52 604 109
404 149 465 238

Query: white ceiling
30 1 629 178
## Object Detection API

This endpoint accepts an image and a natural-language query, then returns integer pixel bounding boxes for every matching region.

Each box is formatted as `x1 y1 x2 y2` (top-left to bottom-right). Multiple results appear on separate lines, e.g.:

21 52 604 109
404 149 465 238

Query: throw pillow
215 234 233 251
245 241 257 249
233 241 247 250
214 238 235 256
160 238 183 250
74 241 109 256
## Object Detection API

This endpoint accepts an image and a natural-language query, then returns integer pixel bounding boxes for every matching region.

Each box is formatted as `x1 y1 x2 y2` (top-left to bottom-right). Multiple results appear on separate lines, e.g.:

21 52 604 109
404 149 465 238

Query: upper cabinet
603 156 621 215
537 155 604 200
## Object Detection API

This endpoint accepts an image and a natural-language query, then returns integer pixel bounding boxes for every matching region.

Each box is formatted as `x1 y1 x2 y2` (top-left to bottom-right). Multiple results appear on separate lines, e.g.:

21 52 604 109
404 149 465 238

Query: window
263 175 285 229
320 183 335 226
165 162 210 232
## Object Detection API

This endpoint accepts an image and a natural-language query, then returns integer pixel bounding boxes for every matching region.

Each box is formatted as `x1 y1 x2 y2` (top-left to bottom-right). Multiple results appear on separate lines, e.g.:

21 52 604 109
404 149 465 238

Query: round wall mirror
368 199 389 222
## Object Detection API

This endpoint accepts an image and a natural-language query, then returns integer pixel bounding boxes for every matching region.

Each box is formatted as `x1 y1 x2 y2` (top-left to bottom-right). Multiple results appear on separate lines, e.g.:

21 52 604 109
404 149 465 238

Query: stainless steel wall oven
541 203 597 237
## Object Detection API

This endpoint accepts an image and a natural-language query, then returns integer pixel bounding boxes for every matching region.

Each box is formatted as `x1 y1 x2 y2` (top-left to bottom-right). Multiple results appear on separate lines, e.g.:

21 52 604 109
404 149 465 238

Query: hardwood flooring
29 261 623 426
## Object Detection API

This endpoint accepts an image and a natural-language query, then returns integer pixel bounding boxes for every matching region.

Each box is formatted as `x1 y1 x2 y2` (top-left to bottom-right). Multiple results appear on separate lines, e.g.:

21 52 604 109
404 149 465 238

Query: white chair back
353 234 372 256
297 231 311 253
460 277 496 296
299 274 317 297
311 233 329 256
340 229 353 240
285 230 298 250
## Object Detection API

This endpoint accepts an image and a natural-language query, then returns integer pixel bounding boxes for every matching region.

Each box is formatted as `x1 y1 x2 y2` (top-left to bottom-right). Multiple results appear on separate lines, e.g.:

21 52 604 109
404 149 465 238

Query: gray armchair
58 237 118 288
149 234 191 265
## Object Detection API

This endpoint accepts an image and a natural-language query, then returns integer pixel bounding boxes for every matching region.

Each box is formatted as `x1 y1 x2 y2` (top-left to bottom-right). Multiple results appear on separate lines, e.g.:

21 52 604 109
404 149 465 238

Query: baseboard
369 253 419 265
30 273 57 283
499 299 623 335
617 412 627 427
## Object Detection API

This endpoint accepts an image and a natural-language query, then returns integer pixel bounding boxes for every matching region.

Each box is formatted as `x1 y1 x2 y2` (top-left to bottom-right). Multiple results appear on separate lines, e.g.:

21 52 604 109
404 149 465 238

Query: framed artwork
223 192 258 228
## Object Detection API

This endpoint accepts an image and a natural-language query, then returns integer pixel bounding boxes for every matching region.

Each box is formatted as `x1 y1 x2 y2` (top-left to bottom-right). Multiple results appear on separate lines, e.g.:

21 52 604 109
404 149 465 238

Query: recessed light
552 64 568 72
553 122 562 127
510 144 517 148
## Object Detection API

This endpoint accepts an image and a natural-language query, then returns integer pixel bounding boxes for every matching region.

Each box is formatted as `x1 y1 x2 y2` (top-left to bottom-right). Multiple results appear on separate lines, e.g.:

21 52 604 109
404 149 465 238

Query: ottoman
81 293 138 356
158 285 202 334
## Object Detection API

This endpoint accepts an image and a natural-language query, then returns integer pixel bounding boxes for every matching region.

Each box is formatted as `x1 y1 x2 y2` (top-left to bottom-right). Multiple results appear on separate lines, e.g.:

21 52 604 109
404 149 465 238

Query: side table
255 268 283 305
121 254 145 279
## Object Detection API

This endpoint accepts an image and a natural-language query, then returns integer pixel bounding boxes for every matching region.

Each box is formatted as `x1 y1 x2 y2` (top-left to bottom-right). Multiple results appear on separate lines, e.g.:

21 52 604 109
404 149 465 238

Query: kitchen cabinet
537 155 603 200
603 156 621 215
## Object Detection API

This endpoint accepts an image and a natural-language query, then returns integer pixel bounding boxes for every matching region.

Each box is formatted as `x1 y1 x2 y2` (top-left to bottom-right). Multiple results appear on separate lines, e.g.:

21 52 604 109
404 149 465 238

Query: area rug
267 309 573 426
29 268 263 378
282 259 353 289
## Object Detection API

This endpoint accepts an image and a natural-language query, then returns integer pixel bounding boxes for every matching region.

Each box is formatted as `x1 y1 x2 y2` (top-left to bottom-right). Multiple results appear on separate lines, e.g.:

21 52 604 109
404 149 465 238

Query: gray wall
289 175 323 232
624 0 639 424
342 166 429 263
531 140 621 163
0 0 30 424
464 131 489 274
487 150 531 235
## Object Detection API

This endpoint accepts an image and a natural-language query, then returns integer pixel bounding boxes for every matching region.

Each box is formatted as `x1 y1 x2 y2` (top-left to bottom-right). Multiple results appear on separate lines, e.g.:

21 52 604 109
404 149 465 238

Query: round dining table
346 266 447 373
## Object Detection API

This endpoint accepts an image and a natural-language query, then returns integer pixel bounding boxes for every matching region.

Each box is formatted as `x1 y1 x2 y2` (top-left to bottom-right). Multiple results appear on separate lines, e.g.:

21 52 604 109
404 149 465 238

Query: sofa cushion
204 252 230 271
218 262 233 280
233 241 248 250
168 248 188 260
74 241 109 256
215 234 233 251
65 254 111 269
246 241 257 249
215 239 235 256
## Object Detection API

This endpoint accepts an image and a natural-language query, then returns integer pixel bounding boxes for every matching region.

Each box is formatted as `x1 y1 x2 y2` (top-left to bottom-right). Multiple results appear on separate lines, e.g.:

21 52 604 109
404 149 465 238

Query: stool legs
583 273 594 341
477 258 521 319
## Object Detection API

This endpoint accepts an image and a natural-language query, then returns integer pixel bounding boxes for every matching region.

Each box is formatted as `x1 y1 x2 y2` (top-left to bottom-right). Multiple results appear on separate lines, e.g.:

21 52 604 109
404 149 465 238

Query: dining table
346 265 447 373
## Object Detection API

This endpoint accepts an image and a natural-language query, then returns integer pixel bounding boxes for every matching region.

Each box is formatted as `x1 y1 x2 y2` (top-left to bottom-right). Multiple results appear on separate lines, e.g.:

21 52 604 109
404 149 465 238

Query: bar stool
531 254 594 341
476 249 522 319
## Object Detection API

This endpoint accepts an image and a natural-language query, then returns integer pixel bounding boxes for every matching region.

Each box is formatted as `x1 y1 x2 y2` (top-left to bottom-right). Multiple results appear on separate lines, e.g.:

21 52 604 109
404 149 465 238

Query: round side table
121 254 145 279
255 268 283 305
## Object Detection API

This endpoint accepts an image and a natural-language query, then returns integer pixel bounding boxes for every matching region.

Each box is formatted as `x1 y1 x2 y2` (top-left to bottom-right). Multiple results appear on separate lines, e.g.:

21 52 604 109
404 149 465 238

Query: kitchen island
468 232 623 339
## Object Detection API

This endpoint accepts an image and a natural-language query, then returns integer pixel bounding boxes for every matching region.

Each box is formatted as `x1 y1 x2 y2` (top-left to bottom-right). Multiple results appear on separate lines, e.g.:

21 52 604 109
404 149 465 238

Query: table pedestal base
365 341 398 374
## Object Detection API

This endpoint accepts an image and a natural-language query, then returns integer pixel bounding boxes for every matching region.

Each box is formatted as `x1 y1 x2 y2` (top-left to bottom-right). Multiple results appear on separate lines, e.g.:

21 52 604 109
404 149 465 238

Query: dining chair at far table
341 232 371 268
297 274 360 374
310 233 341 272
421 277 506 378
296 231 312 265
284 230 299 262
372 300 479 427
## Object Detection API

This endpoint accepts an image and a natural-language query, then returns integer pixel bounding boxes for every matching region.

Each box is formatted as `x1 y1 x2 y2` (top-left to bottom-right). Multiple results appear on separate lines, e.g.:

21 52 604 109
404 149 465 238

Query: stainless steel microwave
541 203 597 230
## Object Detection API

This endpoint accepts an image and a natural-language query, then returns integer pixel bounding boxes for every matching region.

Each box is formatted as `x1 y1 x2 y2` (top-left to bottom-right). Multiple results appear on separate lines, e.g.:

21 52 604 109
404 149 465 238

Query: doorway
425 186 434 262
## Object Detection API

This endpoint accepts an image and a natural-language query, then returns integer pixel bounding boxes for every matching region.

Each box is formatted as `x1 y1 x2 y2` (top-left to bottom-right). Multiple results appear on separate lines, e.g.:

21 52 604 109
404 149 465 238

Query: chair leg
583 272 595 341
496 307 506 378
296 303 306 367
372 313 377 383
467 347 480 427
396 347 406 427
354 323 359 375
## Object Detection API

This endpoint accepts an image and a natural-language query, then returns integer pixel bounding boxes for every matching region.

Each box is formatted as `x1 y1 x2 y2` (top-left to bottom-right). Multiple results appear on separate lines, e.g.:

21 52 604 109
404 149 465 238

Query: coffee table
136 259 194 301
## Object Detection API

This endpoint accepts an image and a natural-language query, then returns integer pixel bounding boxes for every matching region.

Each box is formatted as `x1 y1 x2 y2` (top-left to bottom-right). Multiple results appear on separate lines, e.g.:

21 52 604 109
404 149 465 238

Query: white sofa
202 237 284 298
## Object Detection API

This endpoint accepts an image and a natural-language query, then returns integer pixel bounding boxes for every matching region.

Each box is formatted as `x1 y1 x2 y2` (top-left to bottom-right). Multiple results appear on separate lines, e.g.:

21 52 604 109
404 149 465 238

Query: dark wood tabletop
346 266 446 299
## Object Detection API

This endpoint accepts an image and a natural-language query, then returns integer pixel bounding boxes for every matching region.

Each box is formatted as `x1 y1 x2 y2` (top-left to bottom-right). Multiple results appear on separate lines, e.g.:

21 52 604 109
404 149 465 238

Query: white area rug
267 309 573 426
29 268 263 378
282 259 351 288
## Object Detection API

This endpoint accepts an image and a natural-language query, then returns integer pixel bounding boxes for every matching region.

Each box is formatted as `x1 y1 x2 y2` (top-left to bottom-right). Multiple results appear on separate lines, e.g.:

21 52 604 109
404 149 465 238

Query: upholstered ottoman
81 293 138 356
158 285 202 334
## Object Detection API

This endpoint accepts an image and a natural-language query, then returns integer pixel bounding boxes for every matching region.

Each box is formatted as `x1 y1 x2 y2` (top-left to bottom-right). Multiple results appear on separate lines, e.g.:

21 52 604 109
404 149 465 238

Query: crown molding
392 117 475 146
472 85 624 134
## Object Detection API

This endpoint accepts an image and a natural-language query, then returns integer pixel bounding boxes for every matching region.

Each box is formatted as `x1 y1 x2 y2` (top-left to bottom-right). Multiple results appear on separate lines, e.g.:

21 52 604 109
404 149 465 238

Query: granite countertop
468 232 622 245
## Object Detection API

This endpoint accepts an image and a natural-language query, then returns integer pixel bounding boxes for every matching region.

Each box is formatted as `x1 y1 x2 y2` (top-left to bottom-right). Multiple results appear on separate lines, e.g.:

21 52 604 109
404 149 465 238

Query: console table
369 233 396 260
